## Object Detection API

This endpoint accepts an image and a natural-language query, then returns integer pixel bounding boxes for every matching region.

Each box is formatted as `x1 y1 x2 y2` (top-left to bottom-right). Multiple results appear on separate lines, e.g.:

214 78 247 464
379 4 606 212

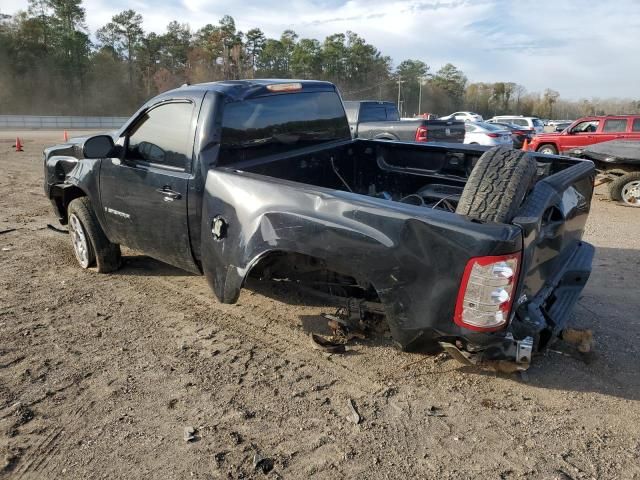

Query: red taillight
486 133 500 138
454 253 521 332
415 125 428 142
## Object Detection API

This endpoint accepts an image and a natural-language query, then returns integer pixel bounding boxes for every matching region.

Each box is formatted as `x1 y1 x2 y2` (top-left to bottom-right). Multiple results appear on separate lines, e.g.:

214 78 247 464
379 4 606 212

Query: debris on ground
183 426 196 442
561 328 594 353
426 405 445 417
253 452 274 474
323 312 367 341
46 223 68 234
0 228 16 235
346 398 361 424
310 333 346 354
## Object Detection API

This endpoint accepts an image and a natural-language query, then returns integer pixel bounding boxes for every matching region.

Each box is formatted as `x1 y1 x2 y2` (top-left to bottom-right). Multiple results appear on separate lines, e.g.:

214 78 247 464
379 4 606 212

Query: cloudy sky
4 0 640 98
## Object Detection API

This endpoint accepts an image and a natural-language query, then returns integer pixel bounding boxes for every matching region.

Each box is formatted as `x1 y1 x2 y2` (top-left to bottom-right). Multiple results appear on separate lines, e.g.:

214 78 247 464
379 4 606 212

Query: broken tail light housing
266 82 303 92
454 253 521 332
415 125 428 142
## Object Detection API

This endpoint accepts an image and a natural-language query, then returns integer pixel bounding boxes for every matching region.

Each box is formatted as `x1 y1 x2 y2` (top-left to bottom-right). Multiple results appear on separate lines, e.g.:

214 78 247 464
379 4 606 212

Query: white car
464 122 513 147
488 116 545 134
439 111 483 122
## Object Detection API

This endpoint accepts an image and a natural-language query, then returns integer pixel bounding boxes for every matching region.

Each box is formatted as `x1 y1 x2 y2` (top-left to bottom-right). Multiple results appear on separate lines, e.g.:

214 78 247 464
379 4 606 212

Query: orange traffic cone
521 138 529 151
63 130 69 141
15 137 23 152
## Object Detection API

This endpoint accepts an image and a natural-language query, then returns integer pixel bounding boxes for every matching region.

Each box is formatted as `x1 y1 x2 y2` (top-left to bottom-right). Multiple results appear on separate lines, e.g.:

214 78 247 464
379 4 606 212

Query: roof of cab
161 79 337 102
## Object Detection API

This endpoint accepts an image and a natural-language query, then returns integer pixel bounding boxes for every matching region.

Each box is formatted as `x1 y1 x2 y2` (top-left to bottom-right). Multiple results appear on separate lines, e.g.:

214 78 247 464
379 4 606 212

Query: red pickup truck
528 115 640 155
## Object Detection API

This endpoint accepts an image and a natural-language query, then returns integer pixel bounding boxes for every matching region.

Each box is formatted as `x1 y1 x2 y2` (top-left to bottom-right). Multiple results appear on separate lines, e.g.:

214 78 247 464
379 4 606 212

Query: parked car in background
527 115 640 155
344 101 465 143
488 116 545 134
552 121 573 132
464 121 513 147
548 120 573 128
439 111 483 122
570 140 640 207
488 122 535 149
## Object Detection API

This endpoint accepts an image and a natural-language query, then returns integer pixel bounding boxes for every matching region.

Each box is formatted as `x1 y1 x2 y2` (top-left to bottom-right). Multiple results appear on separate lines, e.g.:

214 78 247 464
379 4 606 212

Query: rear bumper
436 241 595 369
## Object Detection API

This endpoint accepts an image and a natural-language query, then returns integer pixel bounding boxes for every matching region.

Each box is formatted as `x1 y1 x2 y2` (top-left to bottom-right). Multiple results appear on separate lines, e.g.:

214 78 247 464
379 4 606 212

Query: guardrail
0 115 129 129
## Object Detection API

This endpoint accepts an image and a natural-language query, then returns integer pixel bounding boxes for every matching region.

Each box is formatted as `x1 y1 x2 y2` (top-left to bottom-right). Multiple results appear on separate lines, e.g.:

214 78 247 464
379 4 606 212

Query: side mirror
83 135 114 159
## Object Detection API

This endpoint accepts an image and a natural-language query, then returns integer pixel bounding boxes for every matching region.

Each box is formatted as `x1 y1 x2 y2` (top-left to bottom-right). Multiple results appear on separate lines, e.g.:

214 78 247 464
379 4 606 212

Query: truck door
565 119 600 150
99 100 199 273
600 118 629 143
631 118 640 140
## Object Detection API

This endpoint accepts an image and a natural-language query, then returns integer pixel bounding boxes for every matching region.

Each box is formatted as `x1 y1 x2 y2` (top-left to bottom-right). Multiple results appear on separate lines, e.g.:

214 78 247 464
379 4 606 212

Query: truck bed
204 139 594 357
356 119 465 143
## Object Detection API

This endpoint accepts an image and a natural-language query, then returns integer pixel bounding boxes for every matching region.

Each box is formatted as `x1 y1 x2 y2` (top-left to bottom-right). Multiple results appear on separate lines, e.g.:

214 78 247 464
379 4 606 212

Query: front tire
608 172 640 206
67 197 121 272
537 144 558 155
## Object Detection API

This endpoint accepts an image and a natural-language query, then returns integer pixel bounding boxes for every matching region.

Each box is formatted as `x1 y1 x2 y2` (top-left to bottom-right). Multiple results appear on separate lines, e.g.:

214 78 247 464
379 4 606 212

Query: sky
3 0 640 99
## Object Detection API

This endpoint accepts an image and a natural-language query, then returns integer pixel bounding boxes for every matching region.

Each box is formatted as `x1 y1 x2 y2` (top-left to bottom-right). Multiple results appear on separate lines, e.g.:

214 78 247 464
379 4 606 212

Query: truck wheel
537 144 557 155
67 197 121 272
608 172 640 206
456 147 537 223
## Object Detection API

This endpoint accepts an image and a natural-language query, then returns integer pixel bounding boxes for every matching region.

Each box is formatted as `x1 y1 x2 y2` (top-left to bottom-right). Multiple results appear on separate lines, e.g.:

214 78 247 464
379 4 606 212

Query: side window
512 119 526 126
571 120 599 133
359 104 387 122
126 102 194 170
633 118 640 132
385 106 400 121
603 119 628 133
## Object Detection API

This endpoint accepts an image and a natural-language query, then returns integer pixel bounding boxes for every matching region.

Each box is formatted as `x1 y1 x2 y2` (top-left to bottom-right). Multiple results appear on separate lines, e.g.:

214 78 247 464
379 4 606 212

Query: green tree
396 59 429 115
432 63 467 109
245 28 266 73
291 38 321 78
97 10 144 87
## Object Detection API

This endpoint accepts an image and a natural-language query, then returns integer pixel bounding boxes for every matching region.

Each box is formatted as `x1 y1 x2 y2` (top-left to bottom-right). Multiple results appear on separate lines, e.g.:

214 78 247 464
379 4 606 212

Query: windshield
219 91 351 164
532 118 544 127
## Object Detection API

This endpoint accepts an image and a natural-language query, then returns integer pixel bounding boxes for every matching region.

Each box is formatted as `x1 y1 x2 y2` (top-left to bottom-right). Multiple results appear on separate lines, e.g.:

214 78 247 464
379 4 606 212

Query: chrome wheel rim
69 214 91 267
621 180 640 207
540 147 555 155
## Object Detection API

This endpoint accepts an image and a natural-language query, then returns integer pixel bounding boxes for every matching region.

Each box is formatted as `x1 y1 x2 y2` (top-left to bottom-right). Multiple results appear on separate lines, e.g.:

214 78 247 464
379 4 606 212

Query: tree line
1 0 639 118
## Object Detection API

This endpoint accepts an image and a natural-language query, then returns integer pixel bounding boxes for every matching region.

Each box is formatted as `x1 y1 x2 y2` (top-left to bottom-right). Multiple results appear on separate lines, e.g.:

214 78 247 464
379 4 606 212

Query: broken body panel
43 80 595 368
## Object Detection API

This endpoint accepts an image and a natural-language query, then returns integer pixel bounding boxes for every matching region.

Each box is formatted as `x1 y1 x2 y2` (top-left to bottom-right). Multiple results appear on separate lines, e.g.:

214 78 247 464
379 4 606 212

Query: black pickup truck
344 100 465 143
44 80 595 369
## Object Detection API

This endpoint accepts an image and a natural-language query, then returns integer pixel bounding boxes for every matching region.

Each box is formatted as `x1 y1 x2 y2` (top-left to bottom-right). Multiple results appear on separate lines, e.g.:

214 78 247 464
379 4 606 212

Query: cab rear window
220 91 351 165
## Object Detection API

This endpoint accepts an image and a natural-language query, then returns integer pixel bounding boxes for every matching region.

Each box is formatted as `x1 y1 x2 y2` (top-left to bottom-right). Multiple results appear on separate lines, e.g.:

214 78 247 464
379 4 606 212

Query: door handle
156 186 182 201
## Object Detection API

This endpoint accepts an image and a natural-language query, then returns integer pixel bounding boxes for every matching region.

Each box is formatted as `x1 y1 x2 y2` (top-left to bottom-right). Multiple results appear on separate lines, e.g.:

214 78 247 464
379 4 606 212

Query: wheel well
52 185 87 224
537 142 557 152
244 250 380 300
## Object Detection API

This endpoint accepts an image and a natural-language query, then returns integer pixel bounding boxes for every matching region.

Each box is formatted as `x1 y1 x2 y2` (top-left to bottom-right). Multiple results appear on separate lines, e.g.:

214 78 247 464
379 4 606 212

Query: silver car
464 122 514 147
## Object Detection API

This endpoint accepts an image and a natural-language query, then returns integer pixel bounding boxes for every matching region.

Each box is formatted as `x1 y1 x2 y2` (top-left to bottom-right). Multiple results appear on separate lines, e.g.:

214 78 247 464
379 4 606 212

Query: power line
342 78 396 97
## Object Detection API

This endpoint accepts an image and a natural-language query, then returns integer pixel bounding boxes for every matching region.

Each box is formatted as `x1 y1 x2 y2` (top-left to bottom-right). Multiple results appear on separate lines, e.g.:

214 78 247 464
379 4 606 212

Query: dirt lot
1 131 639 479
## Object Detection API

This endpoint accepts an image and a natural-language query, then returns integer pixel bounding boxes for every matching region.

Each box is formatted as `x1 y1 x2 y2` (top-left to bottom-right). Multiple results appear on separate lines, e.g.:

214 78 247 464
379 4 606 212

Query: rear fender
200 168 523 348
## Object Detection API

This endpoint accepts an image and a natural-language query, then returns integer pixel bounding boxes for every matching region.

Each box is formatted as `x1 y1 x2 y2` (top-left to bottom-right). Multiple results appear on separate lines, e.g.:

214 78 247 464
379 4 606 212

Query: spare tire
456 147 537 223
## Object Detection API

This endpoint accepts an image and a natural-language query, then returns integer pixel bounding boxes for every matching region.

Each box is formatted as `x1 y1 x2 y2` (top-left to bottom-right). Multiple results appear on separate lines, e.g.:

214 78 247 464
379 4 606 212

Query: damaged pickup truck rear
43 80 596 370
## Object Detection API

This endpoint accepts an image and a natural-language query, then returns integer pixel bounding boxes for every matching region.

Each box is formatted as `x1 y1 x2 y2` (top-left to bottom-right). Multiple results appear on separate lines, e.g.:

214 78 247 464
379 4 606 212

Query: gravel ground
1 131 639 479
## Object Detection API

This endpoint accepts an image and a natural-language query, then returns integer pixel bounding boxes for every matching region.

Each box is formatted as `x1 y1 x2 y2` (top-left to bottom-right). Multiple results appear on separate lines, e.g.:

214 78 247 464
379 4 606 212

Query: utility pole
397 76 405 115
418 79 423 116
